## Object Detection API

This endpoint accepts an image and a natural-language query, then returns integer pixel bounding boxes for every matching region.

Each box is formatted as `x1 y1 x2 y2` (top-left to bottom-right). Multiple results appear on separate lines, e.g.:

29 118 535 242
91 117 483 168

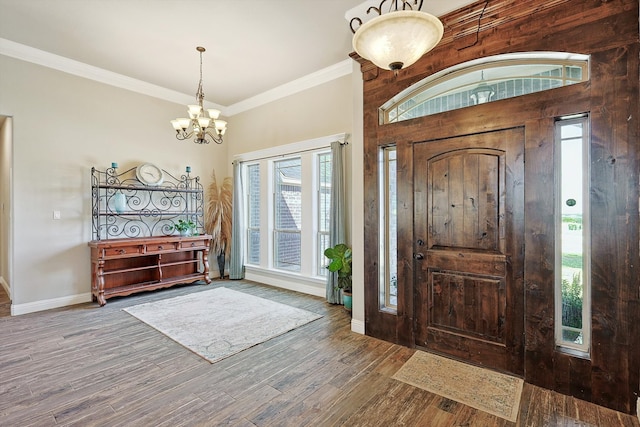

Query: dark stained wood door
414 128 525 375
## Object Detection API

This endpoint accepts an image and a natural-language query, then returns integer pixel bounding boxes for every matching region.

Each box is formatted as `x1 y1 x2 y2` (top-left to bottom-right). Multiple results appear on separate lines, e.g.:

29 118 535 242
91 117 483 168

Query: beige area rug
392 351 524 422
123 287 322 363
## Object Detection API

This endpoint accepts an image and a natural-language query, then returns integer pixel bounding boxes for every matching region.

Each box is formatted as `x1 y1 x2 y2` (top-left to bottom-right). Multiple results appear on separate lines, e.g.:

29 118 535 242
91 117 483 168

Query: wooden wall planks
356 0 639 414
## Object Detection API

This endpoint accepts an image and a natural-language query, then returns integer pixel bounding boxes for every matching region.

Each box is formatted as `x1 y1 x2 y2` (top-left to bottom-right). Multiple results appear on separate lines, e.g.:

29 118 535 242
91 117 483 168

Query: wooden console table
89 235 212 306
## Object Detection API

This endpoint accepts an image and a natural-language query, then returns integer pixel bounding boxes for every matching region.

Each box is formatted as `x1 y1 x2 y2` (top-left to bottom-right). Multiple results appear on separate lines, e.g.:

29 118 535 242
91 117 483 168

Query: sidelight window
555 115 590 355
379 146 397 311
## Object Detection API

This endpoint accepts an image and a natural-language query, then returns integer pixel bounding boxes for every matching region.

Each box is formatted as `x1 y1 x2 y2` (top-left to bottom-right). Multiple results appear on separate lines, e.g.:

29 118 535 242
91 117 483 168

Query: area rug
123 287 322 363
392 351 524 422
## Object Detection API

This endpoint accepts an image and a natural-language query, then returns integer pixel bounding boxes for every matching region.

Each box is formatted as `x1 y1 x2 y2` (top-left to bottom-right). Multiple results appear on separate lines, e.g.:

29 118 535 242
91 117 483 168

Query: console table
89 235 212 306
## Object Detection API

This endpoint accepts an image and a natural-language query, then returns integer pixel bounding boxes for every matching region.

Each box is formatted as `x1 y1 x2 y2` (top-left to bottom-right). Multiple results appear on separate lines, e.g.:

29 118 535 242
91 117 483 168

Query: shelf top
88 234 212 246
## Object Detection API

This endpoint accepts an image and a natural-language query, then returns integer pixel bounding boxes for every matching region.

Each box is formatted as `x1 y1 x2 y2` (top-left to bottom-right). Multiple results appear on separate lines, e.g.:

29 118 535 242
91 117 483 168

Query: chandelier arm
349 17 362 34
204 130 224 144
175 129 195 141
352 0 424 33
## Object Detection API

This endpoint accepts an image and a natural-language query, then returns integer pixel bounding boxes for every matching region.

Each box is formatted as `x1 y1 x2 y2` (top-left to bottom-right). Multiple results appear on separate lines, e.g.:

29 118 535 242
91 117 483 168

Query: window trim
554 114 591 356
379 146 398 312
234 133 347 288
380 52 589 125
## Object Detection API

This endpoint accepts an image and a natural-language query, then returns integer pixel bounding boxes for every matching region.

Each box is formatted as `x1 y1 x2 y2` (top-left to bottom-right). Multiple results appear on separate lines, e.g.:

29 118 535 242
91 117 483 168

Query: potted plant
324 243 352 311
172 219 196 237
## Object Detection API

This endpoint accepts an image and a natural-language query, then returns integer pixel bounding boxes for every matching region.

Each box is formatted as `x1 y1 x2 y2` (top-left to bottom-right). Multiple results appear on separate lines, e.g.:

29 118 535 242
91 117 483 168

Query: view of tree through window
556 117 590 353
380 147 397 310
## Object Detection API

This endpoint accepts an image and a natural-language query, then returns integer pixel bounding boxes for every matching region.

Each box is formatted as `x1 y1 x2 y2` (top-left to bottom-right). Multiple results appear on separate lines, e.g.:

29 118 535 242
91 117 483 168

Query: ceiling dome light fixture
350 0 443 73
171 46 227 144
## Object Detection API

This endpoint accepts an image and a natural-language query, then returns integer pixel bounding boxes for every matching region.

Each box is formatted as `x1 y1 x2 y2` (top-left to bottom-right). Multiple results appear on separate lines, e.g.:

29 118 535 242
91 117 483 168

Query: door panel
414 128 524 374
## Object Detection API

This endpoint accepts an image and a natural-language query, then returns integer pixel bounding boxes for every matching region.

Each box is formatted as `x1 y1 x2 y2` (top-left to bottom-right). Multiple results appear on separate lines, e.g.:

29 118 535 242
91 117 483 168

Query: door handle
414 253 424 260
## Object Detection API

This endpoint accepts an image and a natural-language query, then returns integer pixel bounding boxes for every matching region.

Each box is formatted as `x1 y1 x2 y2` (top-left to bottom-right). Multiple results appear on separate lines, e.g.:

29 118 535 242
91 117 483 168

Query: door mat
392 351 523 422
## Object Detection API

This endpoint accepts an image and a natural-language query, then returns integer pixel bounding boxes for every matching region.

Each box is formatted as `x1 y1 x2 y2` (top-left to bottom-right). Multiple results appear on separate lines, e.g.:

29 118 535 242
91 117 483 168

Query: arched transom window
381 52 589 124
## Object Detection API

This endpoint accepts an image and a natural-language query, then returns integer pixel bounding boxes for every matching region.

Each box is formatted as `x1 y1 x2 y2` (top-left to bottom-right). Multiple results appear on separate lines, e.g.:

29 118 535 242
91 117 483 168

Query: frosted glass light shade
353 10 444 71
197 117 211 129
188 104 202 117
214 120 227 132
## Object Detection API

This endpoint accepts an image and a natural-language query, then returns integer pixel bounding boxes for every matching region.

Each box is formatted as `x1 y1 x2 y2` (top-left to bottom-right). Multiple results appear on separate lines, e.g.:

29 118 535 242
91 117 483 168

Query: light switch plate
53 210 61 220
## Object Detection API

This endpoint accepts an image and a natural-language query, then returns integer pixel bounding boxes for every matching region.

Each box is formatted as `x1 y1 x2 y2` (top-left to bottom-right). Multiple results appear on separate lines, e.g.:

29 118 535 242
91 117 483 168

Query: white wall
0 52 365 331
226 72 365 332
0 55 228 314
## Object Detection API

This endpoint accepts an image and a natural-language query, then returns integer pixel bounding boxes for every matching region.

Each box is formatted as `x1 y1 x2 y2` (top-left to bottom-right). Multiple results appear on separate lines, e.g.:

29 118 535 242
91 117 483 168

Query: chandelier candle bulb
186 166 191 173
111 162 118 169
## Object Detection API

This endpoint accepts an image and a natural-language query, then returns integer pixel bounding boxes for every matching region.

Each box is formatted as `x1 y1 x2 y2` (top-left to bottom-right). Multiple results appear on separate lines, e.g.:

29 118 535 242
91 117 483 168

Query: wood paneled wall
355 0 639 414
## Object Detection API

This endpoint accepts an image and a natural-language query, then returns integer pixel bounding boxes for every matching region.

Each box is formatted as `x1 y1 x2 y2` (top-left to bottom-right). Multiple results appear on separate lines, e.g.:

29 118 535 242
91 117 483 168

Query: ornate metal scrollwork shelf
90 165 204 240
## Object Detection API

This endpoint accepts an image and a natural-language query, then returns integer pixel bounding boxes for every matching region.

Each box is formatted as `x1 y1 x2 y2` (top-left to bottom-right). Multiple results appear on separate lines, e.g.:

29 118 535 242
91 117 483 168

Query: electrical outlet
53 210 61 220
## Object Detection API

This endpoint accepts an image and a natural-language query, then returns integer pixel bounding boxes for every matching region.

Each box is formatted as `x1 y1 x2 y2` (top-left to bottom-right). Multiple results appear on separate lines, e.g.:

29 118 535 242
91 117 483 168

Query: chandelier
171 46 227 144
349 0 443 73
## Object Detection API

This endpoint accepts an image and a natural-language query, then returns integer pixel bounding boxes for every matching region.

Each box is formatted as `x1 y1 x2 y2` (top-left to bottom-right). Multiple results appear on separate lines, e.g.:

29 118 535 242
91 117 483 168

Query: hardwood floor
0 280 638 426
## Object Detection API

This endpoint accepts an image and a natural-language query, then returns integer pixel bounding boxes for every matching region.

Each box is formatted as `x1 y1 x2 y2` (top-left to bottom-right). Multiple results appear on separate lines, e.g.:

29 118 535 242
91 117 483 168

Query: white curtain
326 141 346 304
229 160 244 279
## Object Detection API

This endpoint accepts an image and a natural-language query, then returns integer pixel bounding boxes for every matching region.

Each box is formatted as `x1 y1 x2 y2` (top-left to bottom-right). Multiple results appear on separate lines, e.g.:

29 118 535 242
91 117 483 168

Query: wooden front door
414 128 525 375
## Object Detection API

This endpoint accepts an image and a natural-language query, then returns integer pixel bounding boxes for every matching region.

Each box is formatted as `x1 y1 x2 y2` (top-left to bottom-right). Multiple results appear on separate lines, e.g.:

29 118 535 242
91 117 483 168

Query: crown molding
224 59 353 116
0 37 352 117
0 38 220 109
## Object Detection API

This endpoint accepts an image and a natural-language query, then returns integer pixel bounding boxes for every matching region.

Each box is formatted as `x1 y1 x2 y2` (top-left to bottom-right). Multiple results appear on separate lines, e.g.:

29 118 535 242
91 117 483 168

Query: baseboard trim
11 293 93 316
351 318 365 335
244 267 325 298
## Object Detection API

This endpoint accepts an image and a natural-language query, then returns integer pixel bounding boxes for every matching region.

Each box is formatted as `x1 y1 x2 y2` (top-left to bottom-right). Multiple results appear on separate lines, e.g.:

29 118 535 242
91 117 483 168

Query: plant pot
342 290 352 311
179 229 192 237
217 252 225 279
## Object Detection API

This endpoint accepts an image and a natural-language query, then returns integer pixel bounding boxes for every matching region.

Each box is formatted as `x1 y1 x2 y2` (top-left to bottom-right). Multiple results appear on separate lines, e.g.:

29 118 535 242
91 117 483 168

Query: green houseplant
172 219 196 237
324 243 352 310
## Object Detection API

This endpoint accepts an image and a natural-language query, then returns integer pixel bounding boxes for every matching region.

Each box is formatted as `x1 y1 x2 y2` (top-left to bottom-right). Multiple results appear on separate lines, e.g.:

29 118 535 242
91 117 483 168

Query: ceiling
0 0 475 114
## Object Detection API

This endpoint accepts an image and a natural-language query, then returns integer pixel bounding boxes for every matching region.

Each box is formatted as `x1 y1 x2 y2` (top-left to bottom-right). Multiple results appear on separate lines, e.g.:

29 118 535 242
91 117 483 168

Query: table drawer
146 242 179 253
102 245 142 258
180 239 208 249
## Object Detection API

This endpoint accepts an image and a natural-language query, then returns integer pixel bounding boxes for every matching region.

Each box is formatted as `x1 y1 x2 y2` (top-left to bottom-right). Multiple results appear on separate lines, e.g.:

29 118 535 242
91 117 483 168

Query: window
381 53 589 124
274 158 302 272
237 135 342 287
317 152 331 276
246 163 260 265
379 146 397 311
555 115 590 355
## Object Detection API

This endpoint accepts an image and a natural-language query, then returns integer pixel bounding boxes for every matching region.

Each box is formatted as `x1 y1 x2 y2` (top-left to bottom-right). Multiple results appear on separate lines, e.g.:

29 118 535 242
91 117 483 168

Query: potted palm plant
324 243 352 311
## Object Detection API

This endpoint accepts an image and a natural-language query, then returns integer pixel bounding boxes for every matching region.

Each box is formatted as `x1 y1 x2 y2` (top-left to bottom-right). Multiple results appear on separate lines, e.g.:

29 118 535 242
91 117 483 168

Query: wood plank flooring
0 280 638 426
